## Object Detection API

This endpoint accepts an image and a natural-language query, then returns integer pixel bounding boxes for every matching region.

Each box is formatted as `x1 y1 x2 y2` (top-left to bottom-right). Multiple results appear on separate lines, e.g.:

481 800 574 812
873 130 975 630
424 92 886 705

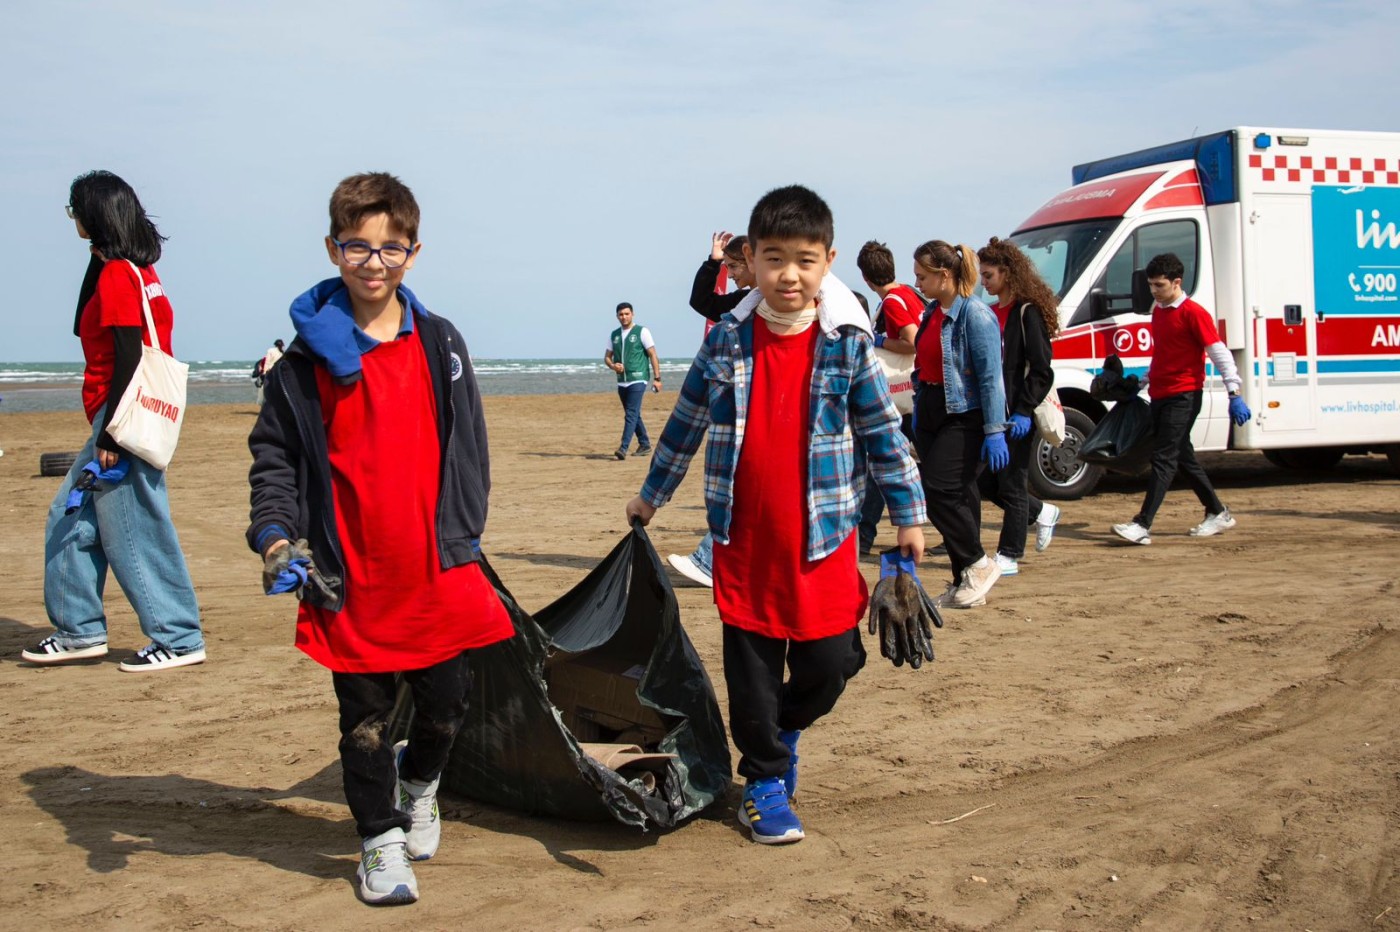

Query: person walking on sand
1112 252 1251 545
255 338 285 406
604 302 663 460
668 231 758 588
22 170 205 671
248 172 513 906
911 239 1009 609
976 237 1063 575
627 185 926 845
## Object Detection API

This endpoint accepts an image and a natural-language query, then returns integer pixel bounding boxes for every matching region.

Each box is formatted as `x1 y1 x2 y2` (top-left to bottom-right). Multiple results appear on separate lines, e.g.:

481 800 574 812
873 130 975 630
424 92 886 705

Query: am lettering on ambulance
994 125 1400 500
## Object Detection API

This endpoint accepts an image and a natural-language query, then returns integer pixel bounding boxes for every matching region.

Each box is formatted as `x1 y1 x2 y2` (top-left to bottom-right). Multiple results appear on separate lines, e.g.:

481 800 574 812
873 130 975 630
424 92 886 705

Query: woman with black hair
21 171 205 672
976 237 1064 575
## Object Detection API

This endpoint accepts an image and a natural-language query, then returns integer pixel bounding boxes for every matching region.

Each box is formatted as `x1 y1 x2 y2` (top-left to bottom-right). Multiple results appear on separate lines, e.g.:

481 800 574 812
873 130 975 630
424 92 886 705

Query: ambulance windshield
1008 219 1120 299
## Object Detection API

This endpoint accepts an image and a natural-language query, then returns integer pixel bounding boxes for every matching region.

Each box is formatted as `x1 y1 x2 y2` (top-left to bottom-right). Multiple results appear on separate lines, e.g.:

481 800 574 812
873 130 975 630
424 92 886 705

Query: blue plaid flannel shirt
640 311 927 561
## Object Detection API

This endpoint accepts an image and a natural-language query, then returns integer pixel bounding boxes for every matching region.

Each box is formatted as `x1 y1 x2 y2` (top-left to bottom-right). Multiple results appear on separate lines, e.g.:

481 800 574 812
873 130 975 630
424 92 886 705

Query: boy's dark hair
616 302 633 313
329 172 420 243
69 170 166 267
747 185 834 250
1145 253 1185 281
856 240 896 287
274 339 285 350
722 235 748 262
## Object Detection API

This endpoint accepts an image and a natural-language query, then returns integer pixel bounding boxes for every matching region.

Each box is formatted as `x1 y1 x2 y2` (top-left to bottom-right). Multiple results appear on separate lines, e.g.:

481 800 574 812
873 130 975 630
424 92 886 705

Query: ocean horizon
0 358 696 414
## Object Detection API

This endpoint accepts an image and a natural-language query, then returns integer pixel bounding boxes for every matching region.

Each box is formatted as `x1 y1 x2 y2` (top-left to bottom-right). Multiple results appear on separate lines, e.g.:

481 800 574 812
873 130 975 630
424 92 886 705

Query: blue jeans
690 532 713 574
616 382 650 452
43 411 203 653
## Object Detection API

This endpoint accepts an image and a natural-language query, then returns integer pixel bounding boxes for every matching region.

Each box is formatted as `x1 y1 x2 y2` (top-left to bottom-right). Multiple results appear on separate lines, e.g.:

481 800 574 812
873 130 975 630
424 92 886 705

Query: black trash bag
1090 354 1142 403
1079 396 1154 475
387 524 730 829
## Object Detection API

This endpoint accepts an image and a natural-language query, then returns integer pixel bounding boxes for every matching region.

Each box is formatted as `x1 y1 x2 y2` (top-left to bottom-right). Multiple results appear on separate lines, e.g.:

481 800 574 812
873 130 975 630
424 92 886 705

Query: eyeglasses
331 238 416 269
65 205 76 220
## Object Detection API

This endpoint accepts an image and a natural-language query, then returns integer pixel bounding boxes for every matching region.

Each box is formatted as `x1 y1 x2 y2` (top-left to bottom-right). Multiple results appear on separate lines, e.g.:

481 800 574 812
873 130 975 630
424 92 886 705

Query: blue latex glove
469 536 482 555
1008 413 1033 440
1229 395 1251 426
982 432 1010 472
64 458 131 514
261 539 336 601
873 332 887 348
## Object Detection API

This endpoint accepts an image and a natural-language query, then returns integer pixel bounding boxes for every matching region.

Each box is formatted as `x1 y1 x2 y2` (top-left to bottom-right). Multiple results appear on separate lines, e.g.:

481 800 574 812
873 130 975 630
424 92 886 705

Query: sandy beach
1 394 1397 930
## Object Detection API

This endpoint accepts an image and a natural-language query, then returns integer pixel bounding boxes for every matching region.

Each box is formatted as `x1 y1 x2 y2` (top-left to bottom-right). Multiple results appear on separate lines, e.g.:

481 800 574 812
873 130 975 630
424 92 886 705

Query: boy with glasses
247 172 513 905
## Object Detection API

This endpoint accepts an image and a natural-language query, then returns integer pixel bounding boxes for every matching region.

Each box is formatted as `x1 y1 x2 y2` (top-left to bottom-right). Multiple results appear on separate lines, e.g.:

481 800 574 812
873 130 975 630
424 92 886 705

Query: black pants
1133 390 1224 529
978 429 1045 560
914 384 987 585
723 625 866 782
331 650 473 839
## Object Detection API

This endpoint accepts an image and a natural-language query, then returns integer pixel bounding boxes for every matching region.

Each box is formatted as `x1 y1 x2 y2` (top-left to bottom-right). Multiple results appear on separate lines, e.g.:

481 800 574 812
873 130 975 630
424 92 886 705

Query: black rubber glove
867 552 942 669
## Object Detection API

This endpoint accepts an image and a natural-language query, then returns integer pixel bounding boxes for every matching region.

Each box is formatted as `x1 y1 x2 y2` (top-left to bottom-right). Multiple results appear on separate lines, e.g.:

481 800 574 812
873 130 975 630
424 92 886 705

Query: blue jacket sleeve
968 305 1008 435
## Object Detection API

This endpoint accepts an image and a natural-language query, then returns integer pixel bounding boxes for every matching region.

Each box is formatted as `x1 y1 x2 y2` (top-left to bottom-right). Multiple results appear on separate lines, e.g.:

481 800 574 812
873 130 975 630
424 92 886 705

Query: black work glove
262 538 337 602
867 550 942 669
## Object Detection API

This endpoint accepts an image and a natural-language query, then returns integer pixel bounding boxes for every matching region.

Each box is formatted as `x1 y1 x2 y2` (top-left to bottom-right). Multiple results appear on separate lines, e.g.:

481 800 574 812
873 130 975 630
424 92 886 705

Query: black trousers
914 384 987 585
331 650 473 839
723 624 866 783
1133 390 1224 529
978 430 1045 560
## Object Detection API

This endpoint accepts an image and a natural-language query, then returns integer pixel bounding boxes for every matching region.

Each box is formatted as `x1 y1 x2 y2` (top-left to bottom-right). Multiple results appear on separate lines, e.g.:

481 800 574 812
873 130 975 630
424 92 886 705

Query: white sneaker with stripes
118 643 207 673
21 635 108 665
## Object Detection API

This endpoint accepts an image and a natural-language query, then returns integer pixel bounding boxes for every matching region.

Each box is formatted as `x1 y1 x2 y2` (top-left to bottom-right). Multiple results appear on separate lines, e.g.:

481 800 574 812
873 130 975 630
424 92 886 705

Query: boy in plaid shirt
626 185 926 844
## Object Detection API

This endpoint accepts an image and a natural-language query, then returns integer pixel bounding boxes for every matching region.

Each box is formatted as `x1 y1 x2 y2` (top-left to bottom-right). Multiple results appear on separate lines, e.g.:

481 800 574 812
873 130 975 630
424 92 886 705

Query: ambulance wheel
1263 447 1344 471
1384 445 1400 476
1029 408 1103 501
39 451 80 477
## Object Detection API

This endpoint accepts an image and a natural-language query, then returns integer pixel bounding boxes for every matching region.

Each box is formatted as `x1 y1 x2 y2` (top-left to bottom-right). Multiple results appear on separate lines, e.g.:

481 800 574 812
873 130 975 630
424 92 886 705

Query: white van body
1009 127 1400 498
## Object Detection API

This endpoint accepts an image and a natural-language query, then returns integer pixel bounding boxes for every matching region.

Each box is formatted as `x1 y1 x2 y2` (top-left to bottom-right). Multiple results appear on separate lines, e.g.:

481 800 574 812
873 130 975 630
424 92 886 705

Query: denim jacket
919 294 1007 435
640 276 927 561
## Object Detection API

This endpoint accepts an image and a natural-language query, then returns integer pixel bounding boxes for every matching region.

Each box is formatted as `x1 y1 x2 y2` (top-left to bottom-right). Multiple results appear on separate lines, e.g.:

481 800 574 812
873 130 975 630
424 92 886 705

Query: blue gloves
982 432 1010 472
1228 394 1251 426
873 333 887 348
64 458 131 514
262 538 336 601
1008 413 1033 440
879 548 921 584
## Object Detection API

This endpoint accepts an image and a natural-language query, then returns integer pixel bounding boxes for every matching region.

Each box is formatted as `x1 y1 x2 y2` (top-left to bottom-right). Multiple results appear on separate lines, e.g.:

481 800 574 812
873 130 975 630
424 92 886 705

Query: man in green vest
604 302 663 460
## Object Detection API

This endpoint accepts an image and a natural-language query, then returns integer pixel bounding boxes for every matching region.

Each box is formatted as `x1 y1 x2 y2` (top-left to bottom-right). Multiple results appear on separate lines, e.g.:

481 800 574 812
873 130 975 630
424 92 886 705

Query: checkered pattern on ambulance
1249 154 1400 186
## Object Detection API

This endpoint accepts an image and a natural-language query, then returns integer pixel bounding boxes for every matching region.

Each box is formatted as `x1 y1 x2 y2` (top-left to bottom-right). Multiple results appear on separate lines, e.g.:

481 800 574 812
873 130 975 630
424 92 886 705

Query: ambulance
1008 126 1400 499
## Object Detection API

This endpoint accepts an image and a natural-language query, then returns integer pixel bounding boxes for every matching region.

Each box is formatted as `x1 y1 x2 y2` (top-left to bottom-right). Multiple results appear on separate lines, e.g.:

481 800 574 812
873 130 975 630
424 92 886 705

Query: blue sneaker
737 777 805 845
778 729 800 799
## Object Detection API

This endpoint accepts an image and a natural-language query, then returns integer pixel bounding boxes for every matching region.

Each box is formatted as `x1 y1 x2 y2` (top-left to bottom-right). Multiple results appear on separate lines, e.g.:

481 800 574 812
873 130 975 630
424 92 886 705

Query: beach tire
1029 407 1103 501
39 451 80 477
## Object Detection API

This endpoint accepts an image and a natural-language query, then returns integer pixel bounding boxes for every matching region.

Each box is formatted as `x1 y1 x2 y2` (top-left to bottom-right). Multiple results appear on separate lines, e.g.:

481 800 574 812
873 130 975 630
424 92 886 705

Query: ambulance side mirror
1131 270 1153 315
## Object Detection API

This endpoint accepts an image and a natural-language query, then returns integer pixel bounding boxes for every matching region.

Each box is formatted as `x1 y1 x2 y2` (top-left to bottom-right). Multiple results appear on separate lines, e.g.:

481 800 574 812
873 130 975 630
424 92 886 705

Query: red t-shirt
298 327 514 673
991 300 1014 333
711 321 867 641
1148 297 1223 399
914 303 946 385
78 261 176 423
881 284 924 341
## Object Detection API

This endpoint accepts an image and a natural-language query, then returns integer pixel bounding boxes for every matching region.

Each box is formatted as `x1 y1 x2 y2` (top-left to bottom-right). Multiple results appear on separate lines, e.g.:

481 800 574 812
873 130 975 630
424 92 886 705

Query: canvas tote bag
874 346 915 415
105 261 189 469
1019 303 1066 447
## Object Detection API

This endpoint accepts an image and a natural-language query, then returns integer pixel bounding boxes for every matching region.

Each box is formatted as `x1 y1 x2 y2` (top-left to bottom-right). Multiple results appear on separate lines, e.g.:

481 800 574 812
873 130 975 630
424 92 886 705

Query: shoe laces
365 841 409 875
399 782 438 826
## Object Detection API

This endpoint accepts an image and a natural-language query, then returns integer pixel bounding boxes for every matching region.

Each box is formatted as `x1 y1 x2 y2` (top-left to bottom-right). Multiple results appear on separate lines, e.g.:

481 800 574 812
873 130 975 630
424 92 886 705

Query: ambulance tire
1029 407 1103 501
1384 445 1400 476
39 451 80 477
1263 447 1344 472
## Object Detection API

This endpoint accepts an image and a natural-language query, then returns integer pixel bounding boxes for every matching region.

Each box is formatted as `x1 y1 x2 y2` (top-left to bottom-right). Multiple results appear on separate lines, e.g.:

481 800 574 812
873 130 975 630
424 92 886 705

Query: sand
1 395 1397 930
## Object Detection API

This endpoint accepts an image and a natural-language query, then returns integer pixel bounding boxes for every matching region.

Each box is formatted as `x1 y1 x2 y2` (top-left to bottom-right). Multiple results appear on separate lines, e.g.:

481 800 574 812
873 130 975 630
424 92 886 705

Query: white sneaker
357 828 418 905
993 553 1019 576
1034 503 1061 552
667 553 713 588
1112 522 1152 545
931 582 960 608
21 635 108 665
952 557 999 608
1189 508 1237 538
393 740 442 861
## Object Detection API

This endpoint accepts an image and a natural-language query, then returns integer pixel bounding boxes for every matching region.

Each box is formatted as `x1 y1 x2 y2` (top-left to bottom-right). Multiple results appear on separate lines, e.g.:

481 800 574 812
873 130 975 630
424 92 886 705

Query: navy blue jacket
246 312 489 611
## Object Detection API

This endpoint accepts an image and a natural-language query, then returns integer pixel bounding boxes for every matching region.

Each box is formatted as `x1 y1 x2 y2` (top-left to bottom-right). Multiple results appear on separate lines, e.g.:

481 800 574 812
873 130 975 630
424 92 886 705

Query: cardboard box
546 651 671 749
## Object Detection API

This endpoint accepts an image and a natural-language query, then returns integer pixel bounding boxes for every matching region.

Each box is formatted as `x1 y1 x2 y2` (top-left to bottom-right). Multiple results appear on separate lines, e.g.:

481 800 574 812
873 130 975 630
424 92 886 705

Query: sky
5 0 1400 362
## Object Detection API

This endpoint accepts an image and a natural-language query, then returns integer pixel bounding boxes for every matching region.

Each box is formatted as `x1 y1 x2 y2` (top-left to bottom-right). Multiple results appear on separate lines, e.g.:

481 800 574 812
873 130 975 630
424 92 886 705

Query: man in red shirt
1112 253 1252 545
855 240 923 553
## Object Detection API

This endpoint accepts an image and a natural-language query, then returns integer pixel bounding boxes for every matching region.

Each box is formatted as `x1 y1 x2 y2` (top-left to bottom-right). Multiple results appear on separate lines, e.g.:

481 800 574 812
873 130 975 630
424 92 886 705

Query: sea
0 359 698 414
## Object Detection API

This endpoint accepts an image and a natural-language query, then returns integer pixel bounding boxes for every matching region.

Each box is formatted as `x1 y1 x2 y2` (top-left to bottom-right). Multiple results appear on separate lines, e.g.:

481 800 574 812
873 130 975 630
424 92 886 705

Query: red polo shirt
1148 296 1223 399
